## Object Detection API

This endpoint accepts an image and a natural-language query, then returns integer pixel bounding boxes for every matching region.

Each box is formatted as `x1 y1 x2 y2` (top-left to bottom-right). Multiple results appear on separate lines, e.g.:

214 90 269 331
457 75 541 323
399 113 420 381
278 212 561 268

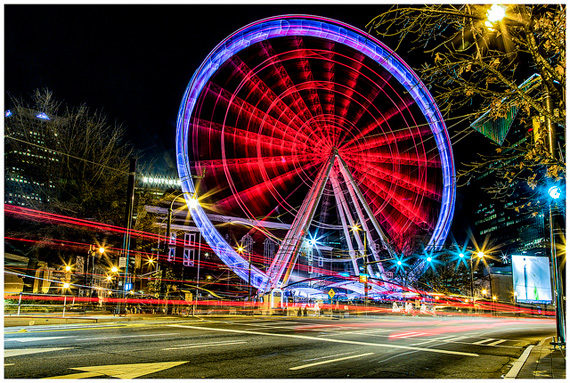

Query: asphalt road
4 315 555 378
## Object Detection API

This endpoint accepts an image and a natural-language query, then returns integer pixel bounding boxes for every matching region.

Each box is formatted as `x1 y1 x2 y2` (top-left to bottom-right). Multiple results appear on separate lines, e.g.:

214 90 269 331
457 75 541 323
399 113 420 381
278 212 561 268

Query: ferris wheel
176 15 455 294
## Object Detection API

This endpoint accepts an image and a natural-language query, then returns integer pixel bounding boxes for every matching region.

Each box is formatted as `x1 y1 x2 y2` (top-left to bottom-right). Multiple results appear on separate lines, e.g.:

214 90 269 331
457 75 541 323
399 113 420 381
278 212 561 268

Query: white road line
5 336 70 342
393 332 428 339
76 332 179 341
488 339 507 346
473 338 495 345
4 347 73 358
504 345 535 379
167 324 479 357
290 353 374 370
162 341 247 351
302 351 356 362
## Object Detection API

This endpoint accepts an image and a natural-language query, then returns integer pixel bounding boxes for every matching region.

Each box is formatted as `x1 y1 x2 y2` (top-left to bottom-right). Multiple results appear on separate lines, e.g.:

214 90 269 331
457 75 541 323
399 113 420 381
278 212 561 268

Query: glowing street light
481 289 488 295
477 251 485 259
188 196 199 210
106 275 113 281
64 265 72 272
426 256 432 262
397 260 402 266
309 238 318 247
110 266 119 273
492 295 497 301
236 245 245 254
351 224 360 232
98 247 105 254
62 282 70 289
485 4 506 29
548 185 561 200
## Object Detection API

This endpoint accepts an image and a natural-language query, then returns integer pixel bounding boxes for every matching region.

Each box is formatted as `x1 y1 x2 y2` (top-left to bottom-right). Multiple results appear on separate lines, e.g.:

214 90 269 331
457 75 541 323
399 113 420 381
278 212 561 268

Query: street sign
119 257 127 267
328 288 335 299
124 282 133 291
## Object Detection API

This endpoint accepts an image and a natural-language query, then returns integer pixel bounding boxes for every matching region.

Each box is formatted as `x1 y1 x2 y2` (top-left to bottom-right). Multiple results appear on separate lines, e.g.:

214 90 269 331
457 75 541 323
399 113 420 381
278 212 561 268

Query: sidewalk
3 313 183 327
515 337 566 379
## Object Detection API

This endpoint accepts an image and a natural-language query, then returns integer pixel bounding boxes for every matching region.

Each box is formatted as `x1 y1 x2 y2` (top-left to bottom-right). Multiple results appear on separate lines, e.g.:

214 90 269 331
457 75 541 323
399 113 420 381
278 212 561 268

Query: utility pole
117 158 136 314
544 85 565 348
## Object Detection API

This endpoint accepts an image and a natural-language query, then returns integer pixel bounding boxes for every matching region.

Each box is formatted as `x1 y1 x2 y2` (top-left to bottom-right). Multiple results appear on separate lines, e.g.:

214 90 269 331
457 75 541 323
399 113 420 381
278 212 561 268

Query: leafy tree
368 5 565 201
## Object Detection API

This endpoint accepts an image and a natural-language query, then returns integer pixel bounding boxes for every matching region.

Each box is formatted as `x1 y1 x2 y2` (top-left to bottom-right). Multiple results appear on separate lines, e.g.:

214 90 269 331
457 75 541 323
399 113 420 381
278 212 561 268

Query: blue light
5 110 12 117
36 112 50 120
548 185 561 200
397 260 402 266
338 272 350 277
426 257 432 262
459 253 464 258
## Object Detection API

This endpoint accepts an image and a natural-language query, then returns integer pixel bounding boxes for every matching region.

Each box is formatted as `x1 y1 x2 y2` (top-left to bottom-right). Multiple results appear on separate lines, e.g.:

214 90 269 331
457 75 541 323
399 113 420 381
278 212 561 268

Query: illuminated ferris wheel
176 15 455 294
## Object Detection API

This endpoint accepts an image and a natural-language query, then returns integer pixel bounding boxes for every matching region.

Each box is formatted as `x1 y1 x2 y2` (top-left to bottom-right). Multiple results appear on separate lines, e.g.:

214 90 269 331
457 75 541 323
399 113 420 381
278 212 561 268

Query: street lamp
485 4 507 29
237 244 252 303
547 184 565 347
110 266 119 273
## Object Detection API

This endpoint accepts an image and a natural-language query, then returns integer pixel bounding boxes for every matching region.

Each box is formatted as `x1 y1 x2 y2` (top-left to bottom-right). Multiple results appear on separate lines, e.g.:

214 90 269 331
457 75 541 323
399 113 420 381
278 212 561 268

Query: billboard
511 255 552 303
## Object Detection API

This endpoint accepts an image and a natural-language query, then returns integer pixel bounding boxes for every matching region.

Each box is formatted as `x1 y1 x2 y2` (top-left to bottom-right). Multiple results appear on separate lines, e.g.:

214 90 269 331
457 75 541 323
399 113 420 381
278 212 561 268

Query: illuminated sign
511 255 552 303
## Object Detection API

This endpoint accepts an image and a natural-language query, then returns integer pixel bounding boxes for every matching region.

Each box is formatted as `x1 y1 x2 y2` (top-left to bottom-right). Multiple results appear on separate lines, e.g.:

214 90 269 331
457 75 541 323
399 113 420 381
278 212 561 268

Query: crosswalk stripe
488 339 507 346
473 338 495 345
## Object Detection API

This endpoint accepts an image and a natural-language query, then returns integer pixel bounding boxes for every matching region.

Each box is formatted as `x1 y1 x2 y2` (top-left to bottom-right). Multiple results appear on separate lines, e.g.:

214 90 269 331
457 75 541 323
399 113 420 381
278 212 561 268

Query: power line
5 135 130 175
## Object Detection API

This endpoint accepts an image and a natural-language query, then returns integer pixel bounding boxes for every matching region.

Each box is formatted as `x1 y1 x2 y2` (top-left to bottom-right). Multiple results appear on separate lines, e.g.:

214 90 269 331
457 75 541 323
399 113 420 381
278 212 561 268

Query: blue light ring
176 15 456 288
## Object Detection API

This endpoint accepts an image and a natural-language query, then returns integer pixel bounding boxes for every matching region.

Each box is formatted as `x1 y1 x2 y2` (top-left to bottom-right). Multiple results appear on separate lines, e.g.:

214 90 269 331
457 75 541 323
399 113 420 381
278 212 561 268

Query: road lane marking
47 371 103 379
377 349 420 363
5 325 131 334
76 332 179 341
504 345 535 379
302 351 356 362
44 361 188 379
162 340 247 350
5 336 70 342
4 364 15 367
488 339 507 346
473 338 495 345
4 347 73 358
290 353 374 370
167 324 479 357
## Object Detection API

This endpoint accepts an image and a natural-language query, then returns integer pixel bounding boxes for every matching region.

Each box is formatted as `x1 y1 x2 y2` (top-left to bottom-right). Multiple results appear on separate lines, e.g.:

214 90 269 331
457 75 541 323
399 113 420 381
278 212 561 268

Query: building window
169 232 176 245
184 233 195 247
183 248 195 267
168 247 175 262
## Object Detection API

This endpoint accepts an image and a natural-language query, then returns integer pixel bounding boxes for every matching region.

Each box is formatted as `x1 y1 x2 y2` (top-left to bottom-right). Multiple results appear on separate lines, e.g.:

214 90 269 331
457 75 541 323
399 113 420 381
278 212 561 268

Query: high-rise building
5 108 60 206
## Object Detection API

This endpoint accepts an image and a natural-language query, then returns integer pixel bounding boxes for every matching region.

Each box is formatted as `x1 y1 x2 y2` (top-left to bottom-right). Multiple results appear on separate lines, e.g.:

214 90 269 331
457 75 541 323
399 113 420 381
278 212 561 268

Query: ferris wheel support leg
329 172 360 275
261 157 335 293
336 156 396 275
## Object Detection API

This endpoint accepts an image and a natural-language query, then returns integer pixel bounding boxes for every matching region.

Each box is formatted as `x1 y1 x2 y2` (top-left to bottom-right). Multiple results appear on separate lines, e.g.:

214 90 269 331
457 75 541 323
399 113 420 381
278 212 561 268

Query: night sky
5 4 494 242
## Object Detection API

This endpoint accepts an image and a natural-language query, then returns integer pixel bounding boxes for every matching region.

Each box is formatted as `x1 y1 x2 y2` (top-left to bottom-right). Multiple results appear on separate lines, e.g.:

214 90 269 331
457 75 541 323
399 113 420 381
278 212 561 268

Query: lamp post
548 185 565 347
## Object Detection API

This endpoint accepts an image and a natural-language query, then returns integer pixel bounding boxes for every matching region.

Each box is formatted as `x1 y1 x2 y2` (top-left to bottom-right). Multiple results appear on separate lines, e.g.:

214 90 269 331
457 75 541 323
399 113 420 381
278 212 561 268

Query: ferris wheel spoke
259 41 316 123
339 98 417 152
340 124 433 155
289 38 327 121
216 158 324 210
358 174 433 230
193 153 321 173
344 151 440 168
344 156 441 201
204 82 314 146
228 56 307 130
192 118 310 154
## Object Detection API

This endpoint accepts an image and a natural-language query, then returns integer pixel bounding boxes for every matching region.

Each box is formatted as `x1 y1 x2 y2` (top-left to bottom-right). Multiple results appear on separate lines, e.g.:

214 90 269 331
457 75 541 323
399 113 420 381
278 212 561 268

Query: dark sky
5 5 393 166
5 4 493 242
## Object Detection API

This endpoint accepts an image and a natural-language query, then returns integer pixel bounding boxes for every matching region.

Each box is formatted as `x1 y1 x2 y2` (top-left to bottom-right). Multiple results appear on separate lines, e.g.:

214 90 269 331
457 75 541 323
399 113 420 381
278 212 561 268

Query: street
4 315 555 378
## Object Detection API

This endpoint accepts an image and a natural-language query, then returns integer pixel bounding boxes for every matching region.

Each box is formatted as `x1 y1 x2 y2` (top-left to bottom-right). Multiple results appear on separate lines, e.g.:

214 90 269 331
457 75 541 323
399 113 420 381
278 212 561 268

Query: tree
6 89 134 223
5 89 136 289
368 5 565 201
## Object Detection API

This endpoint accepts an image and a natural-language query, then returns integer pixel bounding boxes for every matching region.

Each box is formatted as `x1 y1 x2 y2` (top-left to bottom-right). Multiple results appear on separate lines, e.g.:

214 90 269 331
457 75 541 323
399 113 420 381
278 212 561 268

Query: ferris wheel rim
176 15 456 289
